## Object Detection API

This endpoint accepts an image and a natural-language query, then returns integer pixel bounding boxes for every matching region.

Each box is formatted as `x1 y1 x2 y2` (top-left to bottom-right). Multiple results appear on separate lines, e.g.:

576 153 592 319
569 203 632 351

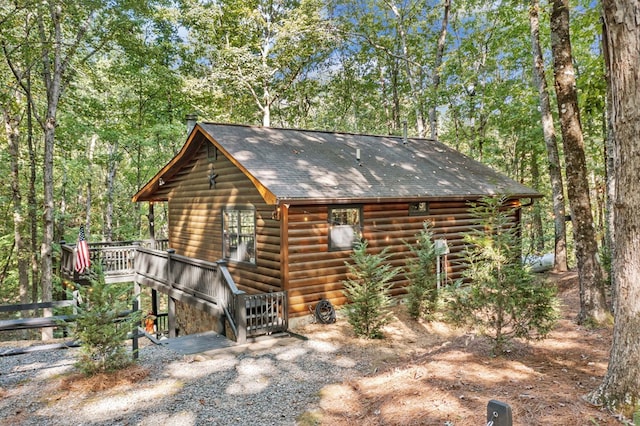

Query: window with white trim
223 207 256 263
328 206 362 251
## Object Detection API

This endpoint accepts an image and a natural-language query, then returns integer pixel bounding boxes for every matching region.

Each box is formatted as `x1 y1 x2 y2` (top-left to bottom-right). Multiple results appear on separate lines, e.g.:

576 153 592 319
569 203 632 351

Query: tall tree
35 1 95 338
2 0 162 337
428 0 451 140
529 0 568 271
587 0 640 416
2 88 30 307
385 0 428 136
184 0 335 127
337 0 452 137
1 0 42 306
549 0 607 324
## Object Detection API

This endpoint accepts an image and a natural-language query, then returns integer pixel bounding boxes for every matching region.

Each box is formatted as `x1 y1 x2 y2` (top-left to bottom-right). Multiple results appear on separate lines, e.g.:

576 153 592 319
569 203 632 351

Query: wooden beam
0 300 76 313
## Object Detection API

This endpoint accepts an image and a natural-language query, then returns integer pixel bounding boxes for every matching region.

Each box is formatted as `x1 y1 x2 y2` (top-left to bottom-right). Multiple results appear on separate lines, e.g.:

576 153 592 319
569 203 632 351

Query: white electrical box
434 239 449 255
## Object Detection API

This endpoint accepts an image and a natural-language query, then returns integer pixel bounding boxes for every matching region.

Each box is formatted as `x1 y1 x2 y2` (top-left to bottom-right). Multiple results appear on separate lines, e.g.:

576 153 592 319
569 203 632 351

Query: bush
445 196 559 354
404 222 440 320
342 241 399 339
69 272 142 375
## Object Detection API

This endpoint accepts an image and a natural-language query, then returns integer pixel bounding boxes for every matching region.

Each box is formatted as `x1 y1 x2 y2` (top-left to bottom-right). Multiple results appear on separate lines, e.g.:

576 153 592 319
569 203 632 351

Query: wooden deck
59 241 288 343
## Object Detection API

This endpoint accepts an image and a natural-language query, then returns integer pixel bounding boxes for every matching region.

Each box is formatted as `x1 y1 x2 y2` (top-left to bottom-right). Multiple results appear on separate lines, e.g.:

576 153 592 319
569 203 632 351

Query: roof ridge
198 121 439 143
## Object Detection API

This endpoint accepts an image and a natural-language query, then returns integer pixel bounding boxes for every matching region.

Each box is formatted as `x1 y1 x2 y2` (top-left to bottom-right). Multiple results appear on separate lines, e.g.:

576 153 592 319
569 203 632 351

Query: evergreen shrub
445 196 559 354
70 272 141 375
404 222 440 320
342 241 399 339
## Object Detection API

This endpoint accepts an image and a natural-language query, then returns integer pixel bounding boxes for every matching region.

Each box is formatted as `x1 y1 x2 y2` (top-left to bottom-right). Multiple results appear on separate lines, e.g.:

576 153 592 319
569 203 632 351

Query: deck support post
132 300 139 359
148 202 156 250
167 249 177 337
235 293 247 344
168 297 177 338
151 289 158 331
134 280 141 310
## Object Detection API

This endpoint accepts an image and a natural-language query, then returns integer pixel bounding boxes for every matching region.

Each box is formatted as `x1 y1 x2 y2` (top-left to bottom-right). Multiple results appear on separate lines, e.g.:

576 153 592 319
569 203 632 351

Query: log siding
165 141 282 296
284 199 520 317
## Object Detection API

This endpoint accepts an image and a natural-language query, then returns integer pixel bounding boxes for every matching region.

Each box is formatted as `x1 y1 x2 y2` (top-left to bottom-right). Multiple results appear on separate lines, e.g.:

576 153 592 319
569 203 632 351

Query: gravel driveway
0 332 366 426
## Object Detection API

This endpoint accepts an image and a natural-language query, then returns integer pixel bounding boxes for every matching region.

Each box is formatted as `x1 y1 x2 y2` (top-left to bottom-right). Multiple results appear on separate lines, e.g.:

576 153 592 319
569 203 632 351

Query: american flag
75 226 91 273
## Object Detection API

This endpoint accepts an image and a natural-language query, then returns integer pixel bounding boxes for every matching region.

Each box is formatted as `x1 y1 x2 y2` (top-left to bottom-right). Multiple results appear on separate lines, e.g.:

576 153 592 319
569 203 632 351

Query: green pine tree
342 241 399 339
404 222 440 320
446 196 559 354
70 272 141 375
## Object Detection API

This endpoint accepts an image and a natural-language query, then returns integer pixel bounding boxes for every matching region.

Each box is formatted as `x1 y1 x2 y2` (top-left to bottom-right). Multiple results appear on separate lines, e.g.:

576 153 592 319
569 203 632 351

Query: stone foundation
175 301 224 336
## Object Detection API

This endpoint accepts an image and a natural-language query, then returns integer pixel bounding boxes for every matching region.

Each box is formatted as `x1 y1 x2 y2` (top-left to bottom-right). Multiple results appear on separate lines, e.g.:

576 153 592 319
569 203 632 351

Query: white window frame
328 206 362 251
222 207 256 264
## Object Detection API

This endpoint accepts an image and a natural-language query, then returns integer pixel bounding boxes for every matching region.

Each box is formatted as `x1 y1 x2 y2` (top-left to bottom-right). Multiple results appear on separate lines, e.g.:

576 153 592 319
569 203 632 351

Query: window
223 207 256 263
328 206 362 251
409 201 429 216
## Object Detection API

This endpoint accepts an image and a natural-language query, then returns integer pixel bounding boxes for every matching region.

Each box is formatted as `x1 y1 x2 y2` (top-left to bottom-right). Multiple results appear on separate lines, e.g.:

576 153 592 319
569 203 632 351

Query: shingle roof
133 122 540 204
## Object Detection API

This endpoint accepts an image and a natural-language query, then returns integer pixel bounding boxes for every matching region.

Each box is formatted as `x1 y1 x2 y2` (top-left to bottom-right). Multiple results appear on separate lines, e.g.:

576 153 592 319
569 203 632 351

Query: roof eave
276 192 542 206
131 125 204 203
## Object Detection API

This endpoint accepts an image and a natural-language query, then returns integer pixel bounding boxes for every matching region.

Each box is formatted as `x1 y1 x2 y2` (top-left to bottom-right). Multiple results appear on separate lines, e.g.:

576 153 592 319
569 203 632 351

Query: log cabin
132 122 539 327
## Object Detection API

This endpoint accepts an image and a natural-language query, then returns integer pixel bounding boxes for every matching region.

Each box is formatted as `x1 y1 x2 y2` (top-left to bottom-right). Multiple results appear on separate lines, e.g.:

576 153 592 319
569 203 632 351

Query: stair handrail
217 262 247 343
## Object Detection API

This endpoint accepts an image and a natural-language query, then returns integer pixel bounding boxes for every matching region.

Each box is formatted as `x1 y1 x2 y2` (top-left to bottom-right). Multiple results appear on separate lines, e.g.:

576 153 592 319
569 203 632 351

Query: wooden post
167 249 177 337
72 290 80 315
148 202 156 250
151 288 158 335
168 297 176 338
235 293 247 344
133 256 141 311
166 248 175 287
132 300 139 360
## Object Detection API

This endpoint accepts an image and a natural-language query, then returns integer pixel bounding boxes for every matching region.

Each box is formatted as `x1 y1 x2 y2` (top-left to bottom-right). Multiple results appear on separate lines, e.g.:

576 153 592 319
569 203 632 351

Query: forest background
0 2 606 316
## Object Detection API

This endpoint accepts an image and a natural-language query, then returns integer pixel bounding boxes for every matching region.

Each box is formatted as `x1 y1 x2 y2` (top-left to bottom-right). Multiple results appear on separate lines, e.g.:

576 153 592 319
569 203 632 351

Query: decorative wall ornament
209 168 219 189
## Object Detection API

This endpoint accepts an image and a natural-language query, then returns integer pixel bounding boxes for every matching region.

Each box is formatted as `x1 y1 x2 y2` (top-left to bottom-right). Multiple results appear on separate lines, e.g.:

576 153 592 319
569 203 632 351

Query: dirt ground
1 271 622 425
295 271 621 426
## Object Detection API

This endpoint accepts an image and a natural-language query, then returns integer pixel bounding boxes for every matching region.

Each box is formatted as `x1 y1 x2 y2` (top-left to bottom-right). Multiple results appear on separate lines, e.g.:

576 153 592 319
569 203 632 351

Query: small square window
328 206 362 251
207 143 217 161
409 201 429 216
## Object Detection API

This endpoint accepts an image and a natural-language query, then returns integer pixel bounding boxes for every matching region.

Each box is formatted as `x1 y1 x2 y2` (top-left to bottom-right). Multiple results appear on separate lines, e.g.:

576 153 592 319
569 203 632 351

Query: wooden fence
0 299 78 332
1 298 143 358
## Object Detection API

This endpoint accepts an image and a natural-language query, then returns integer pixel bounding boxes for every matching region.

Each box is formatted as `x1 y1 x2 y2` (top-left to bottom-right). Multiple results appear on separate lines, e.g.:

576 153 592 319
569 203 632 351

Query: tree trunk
4 95 31 307
55 161 67 242
391 59 401 132
529 149 545 253
604 98 616 299
86 134 97 238
388 0 426 137
104 140 118 242
36 1 93 339
26 86 39 304
550 0 607 324
40 115 56 340
529 0 568 271
428 0 450 140
587 0 640 416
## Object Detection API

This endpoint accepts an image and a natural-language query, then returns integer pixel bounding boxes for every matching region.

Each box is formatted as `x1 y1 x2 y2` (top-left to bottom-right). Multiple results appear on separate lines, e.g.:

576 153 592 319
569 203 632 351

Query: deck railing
135 248 223 305
60 239 169 283
61 242 287 343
